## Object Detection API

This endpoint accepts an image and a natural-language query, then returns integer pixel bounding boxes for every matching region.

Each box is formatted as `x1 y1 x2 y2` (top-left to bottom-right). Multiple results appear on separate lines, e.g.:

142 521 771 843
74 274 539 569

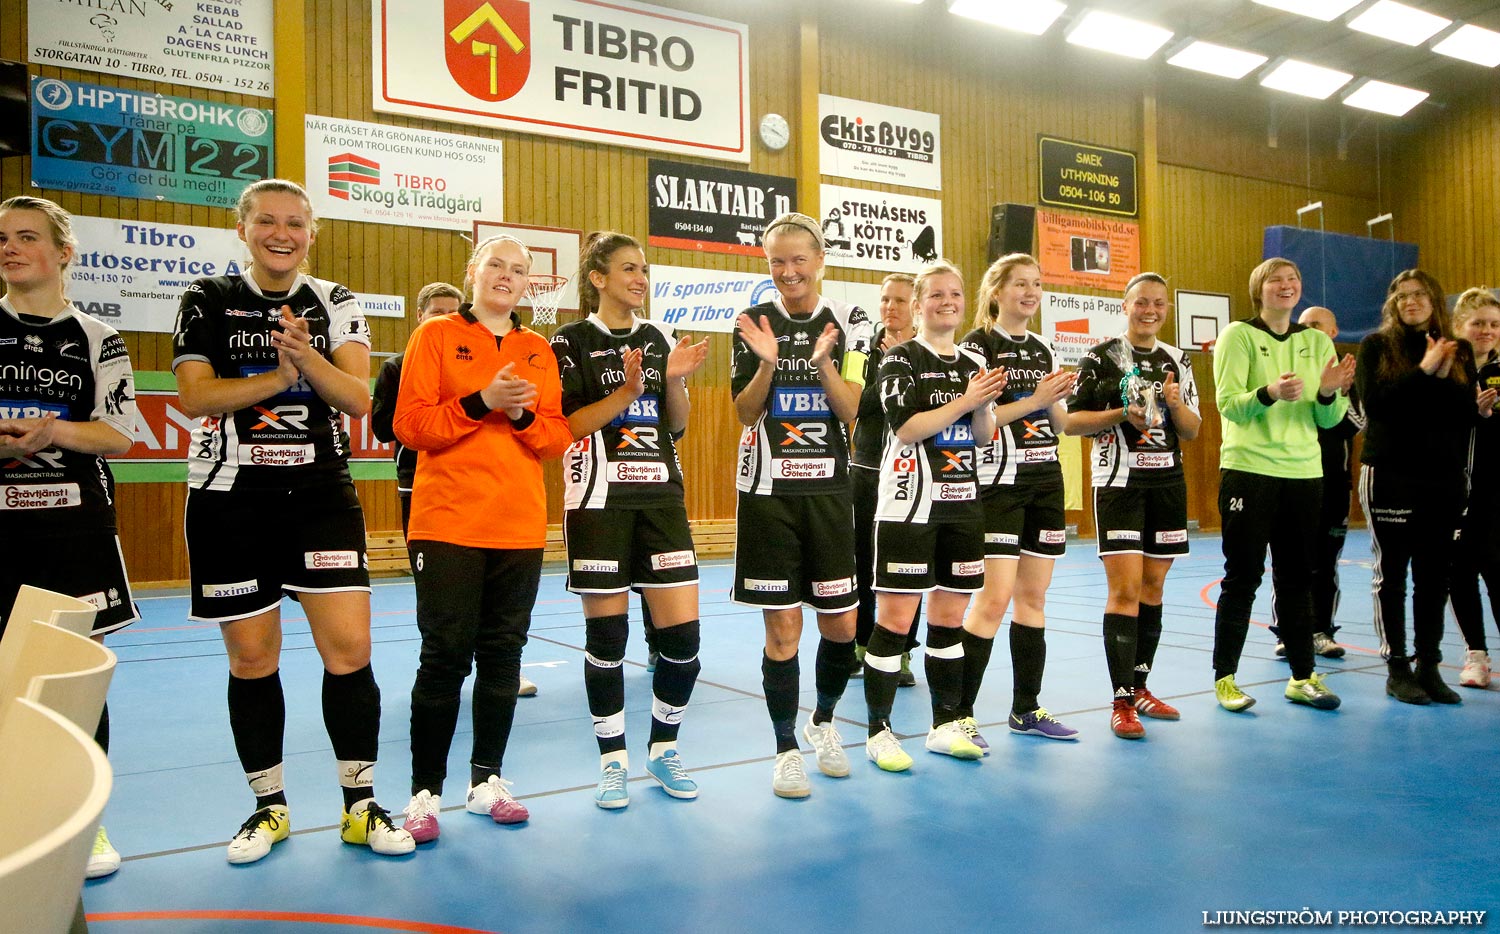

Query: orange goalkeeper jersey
395 308 572 549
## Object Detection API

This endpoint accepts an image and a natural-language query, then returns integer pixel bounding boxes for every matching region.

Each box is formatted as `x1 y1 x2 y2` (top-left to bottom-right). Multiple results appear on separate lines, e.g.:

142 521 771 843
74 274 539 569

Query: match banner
28 0 275 97
1036 209 1140 293
648 265 777 334
31 78 273 209
1038 291 1124 368
818 95 940 191
304 115 504 231
67 216 248 334
819 185 943 274
648 159 796 256
372 0 750 161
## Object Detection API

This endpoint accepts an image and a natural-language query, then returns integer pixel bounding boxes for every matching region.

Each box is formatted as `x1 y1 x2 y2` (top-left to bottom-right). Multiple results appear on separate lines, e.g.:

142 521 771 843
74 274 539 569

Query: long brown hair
577 231 642 317
972 253 1038 331
1372 269 1469 386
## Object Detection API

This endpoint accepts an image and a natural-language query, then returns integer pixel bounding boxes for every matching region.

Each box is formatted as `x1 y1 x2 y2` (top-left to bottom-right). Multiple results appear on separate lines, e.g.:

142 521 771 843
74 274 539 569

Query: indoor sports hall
3 0 1500 932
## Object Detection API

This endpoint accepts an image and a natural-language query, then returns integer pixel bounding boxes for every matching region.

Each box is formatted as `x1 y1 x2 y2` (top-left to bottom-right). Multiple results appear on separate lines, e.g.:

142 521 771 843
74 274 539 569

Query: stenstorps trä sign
373 0 749 161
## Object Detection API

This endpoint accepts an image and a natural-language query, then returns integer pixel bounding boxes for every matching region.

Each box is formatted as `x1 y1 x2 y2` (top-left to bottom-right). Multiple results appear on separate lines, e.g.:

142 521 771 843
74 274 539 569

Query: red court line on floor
1198 576 1384 658
87 910 498 933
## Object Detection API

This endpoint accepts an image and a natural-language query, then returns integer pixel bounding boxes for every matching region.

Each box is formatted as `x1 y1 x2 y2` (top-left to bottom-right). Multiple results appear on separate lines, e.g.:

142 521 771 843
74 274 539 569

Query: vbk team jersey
959 327 1061 488
171 273 371 491
0 299 136 534
552 315 683 510
1069 336 1199 488
875 338 985 524
732 295 872 495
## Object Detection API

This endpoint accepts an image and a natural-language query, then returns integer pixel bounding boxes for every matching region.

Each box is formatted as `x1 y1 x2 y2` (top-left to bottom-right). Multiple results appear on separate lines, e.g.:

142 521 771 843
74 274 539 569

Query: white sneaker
341 801 415 856
466 775 530 824
925 721 984 760
801 719 851 777
517 674 538 697
772 750 811 798
866 728 913 772
225 805 290 865
401 791 441 843
86 825 120 879
1460 649 1492 688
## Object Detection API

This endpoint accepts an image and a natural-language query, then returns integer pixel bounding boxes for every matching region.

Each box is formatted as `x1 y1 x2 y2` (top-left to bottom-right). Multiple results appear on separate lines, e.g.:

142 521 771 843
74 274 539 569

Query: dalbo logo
446 0 532 102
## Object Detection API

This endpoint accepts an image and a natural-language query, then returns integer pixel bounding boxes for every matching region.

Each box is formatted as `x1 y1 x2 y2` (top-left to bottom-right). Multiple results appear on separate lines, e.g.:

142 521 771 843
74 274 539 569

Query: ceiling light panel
1066 9 1174 60
1250 0 1362 22
1432 23 1500 67
1347 1 1452 46
1259 59 1354 99
1343 79 1429 116
1167 40 1269 79
946 0 1068 36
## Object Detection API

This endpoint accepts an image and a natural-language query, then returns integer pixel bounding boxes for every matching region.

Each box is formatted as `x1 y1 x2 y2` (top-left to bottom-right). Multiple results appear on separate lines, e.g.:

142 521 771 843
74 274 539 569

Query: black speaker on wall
988 202 1036 262
0 60 28 159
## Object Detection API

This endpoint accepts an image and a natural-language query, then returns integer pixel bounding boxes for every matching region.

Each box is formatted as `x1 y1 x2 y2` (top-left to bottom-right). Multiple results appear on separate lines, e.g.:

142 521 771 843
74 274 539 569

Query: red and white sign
122 388 393 464
372 0 750 161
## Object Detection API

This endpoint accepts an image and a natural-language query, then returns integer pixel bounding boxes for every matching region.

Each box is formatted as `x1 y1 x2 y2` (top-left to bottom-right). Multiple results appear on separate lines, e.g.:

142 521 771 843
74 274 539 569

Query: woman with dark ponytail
549 232 710 809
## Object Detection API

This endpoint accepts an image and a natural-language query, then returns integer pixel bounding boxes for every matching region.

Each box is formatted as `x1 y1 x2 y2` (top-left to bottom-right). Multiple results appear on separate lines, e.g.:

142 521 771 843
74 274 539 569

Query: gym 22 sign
372 0 750 161
30 78 273 209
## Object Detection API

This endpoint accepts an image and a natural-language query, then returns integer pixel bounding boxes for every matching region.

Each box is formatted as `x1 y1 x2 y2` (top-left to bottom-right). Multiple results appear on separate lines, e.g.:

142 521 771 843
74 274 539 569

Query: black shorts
980 474 1067 559
1094 484 1189 558
564 505 698 593
874 519 985 593
733 491 857 612
186 480 370 623
0 532 138 637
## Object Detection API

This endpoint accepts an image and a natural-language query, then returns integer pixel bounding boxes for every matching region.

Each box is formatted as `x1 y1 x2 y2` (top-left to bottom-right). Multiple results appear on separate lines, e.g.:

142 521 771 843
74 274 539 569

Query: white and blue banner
67 216 248 334
648 265 777 333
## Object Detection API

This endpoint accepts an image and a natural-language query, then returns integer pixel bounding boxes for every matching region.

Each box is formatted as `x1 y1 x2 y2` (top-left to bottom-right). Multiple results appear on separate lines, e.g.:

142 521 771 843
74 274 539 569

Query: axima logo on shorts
1106 530 1142 541
811 577 854 597
744 578 790 593
574 559 620 573
203 580 258 599
651 550 696 571
887 562 928 574
305 550 359 569
985 532 1020 545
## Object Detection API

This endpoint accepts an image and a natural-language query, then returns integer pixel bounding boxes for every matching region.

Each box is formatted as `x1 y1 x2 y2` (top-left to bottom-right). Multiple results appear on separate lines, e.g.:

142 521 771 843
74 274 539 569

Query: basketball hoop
524 274 568 325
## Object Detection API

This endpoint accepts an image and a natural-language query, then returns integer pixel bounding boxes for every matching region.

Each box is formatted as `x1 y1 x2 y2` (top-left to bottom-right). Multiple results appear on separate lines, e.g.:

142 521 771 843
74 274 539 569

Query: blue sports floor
79 530 1499 934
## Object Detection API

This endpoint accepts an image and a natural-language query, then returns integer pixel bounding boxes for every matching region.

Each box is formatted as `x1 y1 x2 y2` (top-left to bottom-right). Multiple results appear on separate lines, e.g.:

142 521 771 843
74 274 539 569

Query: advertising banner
304 115 504 231
648 265 778 333
1038 291 1124 367
818 95 940 190
1035 209 1140 293
818 185 943 274
1038 136 1137 217
647 159 795 256
28 0 275 97
30 78 274 209
373 0 750 161
67 216 248 334
355 292 408 319
118 373 391 483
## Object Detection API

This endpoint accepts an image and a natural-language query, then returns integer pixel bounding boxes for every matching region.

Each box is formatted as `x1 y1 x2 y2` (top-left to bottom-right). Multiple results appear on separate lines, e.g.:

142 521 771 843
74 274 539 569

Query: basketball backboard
471 220 582 314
